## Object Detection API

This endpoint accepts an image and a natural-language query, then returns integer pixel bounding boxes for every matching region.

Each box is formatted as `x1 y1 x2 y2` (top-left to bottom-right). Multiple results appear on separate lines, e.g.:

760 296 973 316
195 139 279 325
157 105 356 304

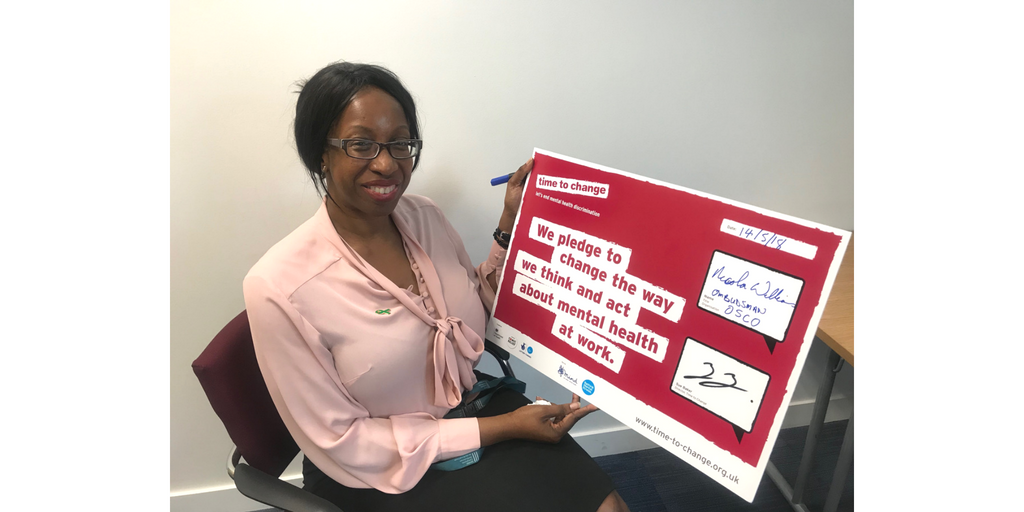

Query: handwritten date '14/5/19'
684 362 747 392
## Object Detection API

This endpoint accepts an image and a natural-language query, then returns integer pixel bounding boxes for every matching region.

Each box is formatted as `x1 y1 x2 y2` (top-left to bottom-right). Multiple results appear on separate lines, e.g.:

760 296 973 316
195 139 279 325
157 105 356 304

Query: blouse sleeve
243 274 482 493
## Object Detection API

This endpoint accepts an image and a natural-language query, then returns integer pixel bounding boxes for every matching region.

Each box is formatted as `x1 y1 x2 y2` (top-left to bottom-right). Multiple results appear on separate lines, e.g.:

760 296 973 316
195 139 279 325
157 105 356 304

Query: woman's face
322 86 414 221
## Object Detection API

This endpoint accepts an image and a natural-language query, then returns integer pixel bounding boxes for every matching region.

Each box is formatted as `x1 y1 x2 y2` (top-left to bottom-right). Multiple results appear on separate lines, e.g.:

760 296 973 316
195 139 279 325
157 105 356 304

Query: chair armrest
484 339 514 378
234 463 345 512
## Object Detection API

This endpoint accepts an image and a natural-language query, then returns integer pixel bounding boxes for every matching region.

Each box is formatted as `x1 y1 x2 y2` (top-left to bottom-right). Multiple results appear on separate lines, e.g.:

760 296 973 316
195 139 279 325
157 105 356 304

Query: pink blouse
242 195 507 493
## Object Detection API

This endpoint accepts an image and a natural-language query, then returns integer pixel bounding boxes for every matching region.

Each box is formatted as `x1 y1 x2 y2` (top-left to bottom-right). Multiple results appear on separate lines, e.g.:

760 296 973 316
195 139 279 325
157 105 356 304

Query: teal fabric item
430 375 526 471
430 448 483 471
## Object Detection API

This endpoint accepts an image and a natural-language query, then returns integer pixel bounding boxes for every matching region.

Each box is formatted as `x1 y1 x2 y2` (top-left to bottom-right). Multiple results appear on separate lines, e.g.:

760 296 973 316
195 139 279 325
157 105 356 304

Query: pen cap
490 173 513 186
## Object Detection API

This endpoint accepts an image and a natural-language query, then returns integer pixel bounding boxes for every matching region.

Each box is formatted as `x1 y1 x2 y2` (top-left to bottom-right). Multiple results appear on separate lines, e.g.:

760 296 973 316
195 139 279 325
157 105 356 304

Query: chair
192 310 515 512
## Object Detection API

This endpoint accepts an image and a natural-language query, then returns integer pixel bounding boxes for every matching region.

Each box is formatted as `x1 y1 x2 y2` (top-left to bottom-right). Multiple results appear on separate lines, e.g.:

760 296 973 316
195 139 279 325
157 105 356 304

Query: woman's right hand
479 394 598 446
496 158 533 233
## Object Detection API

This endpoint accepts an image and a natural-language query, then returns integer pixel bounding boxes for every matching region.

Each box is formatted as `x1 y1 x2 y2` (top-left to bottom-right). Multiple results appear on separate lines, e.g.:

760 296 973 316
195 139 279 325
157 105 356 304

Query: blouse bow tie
432 315 484 408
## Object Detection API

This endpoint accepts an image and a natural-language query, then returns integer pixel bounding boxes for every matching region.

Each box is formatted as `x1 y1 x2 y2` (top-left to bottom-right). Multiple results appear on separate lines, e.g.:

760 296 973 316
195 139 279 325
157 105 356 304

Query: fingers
528 401 576 424
551 404 594 434
508 158 533 187
518 395 596 442
543 401 578 417
548 397 595 432
534 396 588 418
570 394 599 413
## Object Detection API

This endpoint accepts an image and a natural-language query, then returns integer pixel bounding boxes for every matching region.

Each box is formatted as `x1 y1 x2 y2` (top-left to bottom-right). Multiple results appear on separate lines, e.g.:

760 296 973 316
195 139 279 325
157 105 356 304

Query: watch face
494 228 511 248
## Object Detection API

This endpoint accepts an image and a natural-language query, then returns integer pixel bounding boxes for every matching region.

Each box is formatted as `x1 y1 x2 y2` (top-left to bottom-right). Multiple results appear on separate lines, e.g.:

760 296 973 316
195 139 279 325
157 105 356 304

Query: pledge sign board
486 149 850 502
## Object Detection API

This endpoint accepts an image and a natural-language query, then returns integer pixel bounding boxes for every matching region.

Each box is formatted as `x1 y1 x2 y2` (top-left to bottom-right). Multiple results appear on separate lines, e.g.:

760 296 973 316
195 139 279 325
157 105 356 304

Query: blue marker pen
490 173 514 186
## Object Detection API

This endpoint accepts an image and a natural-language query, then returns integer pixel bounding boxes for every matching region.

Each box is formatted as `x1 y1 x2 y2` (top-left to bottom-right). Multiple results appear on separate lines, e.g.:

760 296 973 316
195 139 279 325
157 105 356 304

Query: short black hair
293 62 420 196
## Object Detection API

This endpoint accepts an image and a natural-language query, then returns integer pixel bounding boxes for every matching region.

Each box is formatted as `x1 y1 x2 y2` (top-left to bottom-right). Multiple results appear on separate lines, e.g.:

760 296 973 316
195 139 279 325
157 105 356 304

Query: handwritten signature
712 265 795 307
683 362 747 392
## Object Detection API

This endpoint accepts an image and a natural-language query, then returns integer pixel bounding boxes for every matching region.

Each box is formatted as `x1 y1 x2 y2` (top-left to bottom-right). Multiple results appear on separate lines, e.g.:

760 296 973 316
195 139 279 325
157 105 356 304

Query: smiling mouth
364 183 399 201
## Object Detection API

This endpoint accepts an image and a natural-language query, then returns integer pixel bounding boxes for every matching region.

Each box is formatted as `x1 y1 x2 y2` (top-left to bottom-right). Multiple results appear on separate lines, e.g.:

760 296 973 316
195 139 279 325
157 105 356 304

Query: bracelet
493 228 511 249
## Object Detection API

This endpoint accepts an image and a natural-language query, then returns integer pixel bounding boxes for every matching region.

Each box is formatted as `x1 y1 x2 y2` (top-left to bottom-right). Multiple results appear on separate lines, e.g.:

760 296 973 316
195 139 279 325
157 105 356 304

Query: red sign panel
488 149 850 501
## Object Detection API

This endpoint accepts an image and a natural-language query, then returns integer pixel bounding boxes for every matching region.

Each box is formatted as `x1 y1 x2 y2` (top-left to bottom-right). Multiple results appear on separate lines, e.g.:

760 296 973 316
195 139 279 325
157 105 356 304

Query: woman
243 61 629 512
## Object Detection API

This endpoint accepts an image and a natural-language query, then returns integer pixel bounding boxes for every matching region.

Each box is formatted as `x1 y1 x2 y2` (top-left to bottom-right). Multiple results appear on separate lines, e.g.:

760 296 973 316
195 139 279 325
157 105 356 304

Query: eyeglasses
327 138 422 160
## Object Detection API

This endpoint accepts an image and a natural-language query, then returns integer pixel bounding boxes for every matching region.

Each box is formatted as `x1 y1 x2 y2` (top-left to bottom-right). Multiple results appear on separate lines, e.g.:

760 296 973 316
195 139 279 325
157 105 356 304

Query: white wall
171 0 852 505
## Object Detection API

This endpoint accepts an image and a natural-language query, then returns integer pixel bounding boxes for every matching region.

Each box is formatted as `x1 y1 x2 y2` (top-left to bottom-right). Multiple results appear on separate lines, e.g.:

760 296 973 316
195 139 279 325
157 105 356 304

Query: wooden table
815 236 854 366
766 235 854 512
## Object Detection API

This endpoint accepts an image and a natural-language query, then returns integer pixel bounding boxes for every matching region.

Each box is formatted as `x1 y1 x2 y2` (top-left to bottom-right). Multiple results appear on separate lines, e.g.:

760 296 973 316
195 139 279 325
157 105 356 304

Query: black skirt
302 384 616 512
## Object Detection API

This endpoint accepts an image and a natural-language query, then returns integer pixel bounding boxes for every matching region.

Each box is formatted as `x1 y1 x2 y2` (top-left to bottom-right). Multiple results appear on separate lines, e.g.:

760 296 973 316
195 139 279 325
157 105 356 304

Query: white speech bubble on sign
670 338 770 433
697 251 804 352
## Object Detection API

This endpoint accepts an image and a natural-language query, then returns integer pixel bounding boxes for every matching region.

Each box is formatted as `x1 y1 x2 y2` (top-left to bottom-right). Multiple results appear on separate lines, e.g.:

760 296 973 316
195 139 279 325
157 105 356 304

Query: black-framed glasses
327 138 422 160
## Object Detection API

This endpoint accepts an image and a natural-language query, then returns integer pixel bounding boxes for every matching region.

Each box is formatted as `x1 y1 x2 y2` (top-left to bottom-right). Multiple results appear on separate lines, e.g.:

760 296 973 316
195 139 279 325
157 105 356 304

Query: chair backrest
192 310 299 477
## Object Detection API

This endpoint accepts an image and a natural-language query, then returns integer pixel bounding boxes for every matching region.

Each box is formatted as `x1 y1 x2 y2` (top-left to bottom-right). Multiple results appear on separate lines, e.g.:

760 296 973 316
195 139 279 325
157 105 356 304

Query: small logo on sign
557 364 579 386
518 342 533 358
582 380 595 396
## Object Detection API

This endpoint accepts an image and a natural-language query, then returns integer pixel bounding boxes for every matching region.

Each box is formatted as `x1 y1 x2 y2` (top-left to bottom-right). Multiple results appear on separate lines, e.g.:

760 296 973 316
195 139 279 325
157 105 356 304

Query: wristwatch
493 228 512 249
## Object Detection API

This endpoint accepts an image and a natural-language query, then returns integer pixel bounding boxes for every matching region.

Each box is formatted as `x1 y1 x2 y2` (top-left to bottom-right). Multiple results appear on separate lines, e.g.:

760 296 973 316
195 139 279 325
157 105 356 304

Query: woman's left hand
497 158 533 233
544 394 598 433
509 393 599 444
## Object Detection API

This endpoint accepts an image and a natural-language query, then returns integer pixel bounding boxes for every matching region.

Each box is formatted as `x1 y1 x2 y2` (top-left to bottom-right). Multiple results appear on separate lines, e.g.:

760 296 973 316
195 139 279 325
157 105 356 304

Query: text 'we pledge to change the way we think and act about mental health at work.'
510 210 685 374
